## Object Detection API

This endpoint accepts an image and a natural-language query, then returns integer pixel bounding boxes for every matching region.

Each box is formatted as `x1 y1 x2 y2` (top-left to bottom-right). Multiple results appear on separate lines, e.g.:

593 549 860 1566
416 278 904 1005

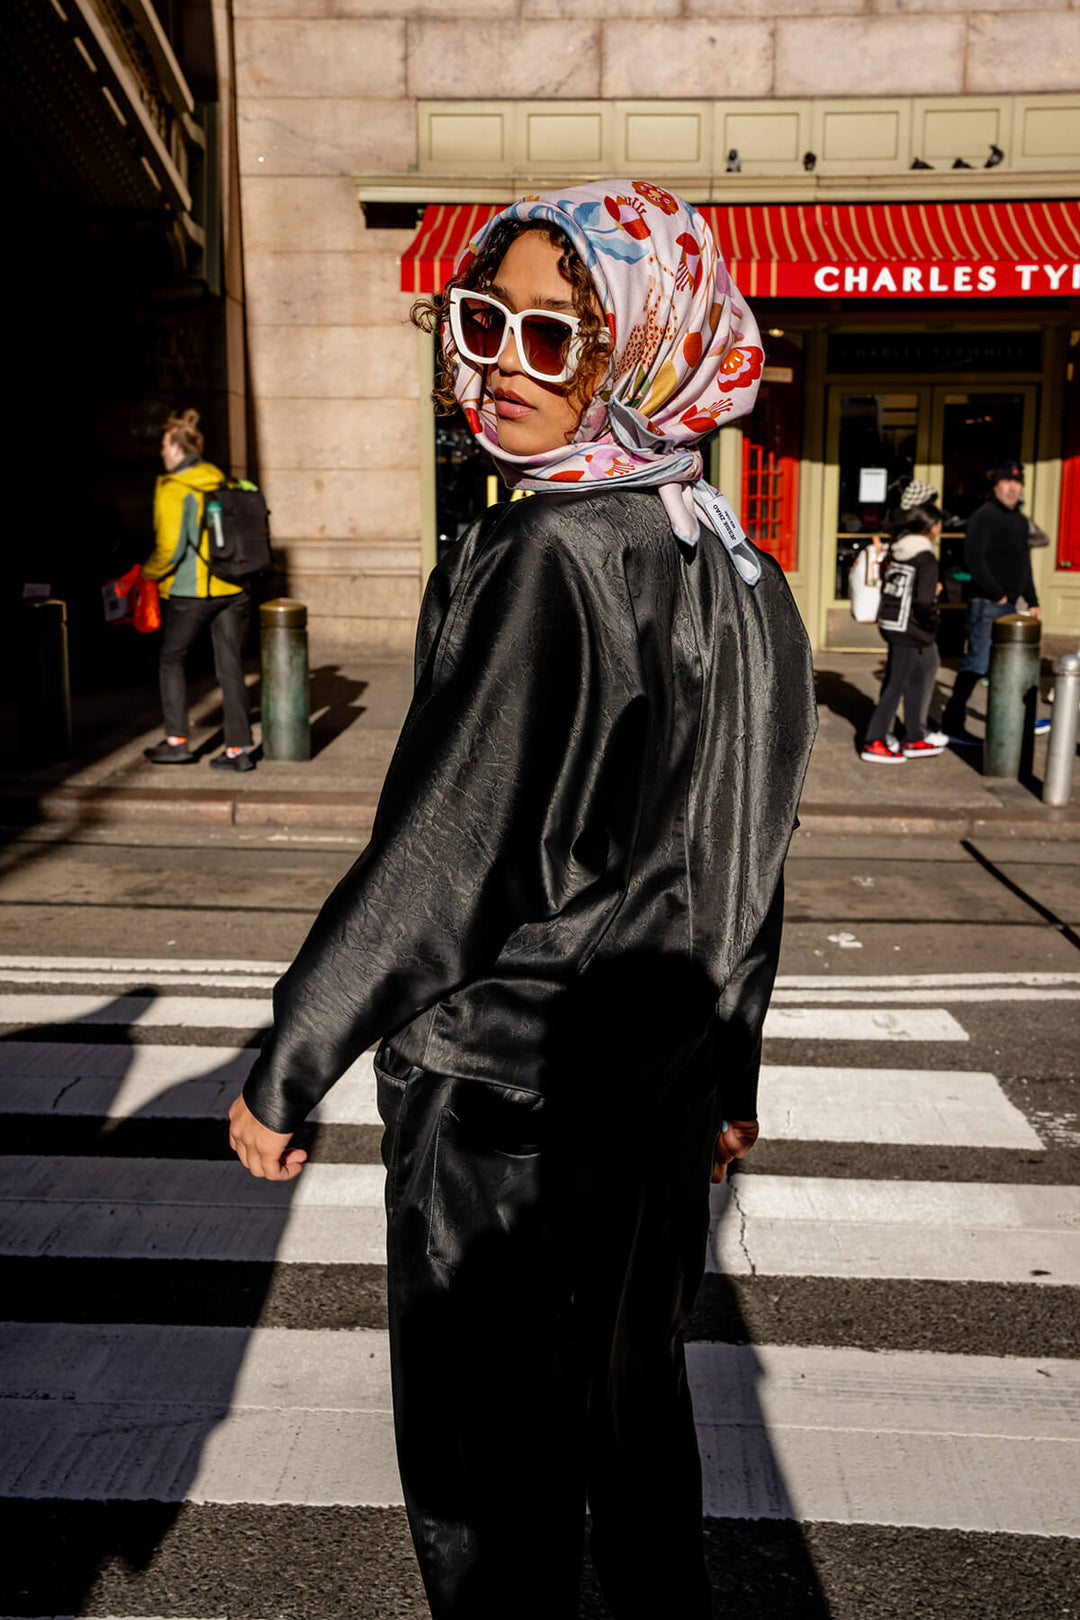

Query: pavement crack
729 1180 757 1277
49 1076 83 1111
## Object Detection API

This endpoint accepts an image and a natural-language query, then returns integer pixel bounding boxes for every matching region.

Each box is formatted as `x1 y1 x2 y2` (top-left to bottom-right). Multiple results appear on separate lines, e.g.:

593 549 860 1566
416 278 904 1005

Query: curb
797 803 1080 840
1 788 1077 840
0 785 380 833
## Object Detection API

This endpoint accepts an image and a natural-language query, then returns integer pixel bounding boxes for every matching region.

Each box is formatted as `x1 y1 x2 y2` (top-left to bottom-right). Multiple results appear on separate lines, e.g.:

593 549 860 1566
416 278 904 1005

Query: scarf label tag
702 492 749 551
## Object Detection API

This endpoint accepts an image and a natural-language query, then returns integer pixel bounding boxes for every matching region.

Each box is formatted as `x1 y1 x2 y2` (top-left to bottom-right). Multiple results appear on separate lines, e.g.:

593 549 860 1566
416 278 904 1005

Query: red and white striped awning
400 199 1080 299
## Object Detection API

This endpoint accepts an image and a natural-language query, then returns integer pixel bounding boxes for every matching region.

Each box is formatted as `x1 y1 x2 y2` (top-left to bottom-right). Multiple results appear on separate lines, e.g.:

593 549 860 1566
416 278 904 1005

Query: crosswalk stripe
757 1065 1042 1148
0 1158 386 1265
4 1155 1076 1283
763 1007 968 1040
0 1043 378 1124
0 1047 1037 1147
709 1176 1080 1284
3 1323 1076 1535
4 959 1077 990
769 987 1080 1004
0 995 270 1029
0 993 971 1044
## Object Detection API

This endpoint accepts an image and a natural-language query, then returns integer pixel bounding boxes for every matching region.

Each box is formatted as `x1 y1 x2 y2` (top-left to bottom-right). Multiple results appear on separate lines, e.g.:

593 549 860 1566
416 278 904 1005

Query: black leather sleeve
243 510 640 1133
711 878 785 1123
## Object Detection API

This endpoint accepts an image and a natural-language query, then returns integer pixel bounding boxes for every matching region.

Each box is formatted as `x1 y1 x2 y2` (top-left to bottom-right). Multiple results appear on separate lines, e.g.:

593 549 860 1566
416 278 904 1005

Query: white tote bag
848 542 883 624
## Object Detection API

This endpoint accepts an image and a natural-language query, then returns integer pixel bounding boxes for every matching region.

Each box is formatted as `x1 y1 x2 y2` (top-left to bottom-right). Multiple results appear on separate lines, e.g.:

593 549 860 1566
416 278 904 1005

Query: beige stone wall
231 0 1080 652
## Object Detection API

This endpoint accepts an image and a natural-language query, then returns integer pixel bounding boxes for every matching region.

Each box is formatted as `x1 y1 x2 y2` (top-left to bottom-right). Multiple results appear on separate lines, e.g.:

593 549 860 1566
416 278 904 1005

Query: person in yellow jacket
142 409 255 771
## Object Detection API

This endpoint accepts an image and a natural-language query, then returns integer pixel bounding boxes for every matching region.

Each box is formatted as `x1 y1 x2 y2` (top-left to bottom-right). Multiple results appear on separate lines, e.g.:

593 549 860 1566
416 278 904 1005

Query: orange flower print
633 182 679 215
604 195 650 241
674 232 703 295
716 345 764 393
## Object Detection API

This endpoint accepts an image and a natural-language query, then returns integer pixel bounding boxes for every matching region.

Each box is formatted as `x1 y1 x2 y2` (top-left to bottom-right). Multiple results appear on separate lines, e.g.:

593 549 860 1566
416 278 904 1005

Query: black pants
159 593 252 749
865 642 936 744
376 1051 722 1620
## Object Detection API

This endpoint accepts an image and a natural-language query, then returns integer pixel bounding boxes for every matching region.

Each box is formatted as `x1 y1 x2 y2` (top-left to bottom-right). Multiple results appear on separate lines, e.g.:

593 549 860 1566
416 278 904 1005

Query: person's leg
864 645 914 745
944 599 1008 732
208 594 253 749
581 1067 720 1620
901 646 933 743
919 642 941 734
377 1060 587 1620
158 597 209 740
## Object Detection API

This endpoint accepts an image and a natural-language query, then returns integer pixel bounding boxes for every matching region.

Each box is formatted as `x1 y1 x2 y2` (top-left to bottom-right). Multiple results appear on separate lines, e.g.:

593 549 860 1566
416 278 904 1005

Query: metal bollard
1043 651 1080 807
18 598 72 763
259 598 310 762
985 613 1040 780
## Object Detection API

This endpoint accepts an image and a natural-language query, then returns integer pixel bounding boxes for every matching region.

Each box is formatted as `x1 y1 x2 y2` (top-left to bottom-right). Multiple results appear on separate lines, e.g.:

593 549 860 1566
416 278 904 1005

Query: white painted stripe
763 1007 968 1041
4 1325 1077 1533
0 995 269 1030
776 972 1080 989
758 1066 1042 1148
0 957 288 975
771 988 1080 1005
0 1043 378 1124
709 1176 1080 1285
0 995 971 1042
690 1343 1080 1536
0 1158 386 1265
0 970 281 990
0 1046 1031 1147
6 1156 1075 1281
4 960 1075 990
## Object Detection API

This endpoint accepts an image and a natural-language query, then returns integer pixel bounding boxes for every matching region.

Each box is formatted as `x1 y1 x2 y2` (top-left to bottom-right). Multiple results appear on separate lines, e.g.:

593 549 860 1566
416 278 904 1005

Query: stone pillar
234 11 420 655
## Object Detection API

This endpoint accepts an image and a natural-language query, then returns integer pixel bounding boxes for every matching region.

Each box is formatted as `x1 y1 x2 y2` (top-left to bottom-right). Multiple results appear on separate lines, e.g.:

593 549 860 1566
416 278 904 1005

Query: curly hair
410 219 610 416
163 408 204 458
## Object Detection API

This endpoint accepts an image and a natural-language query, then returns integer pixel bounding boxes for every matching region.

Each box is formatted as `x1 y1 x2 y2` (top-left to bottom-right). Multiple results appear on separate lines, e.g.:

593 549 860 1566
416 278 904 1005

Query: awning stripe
400 200 1080 298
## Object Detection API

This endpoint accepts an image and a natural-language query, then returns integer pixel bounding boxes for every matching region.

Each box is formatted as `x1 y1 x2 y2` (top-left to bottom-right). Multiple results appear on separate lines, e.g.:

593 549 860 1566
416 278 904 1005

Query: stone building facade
232 2 1080 652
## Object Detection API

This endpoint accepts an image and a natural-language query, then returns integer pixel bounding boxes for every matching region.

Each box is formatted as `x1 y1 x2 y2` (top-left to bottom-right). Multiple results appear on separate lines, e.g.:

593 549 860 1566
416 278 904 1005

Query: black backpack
201 481 272 584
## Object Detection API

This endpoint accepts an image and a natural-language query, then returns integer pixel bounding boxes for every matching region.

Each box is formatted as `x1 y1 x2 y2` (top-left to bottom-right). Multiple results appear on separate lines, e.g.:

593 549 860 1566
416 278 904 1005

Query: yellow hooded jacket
143 461 243 599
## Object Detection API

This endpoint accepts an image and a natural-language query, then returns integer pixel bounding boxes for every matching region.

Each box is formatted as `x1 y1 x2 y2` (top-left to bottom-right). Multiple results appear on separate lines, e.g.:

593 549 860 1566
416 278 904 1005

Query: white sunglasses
448 286 584 384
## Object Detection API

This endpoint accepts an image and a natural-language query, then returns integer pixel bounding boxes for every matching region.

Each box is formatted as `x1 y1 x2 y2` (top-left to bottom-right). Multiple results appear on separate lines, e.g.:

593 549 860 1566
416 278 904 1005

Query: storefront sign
803 261 1079 298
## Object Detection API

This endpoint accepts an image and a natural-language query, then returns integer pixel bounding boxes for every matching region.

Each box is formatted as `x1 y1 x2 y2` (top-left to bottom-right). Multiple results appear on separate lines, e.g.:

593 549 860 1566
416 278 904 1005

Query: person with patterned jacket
141 409 255 772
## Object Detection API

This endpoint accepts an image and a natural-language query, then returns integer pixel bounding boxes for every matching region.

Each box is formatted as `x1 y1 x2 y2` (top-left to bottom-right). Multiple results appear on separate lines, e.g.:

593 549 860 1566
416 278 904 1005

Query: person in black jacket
942 461 1041 742
227 183 815 1620
861 503 945 762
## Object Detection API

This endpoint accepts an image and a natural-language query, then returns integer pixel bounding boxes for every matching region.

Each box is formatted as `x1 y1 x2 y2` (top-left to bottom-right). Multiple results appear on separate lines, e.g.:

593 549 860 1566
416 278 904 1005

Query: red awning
700 201 1080 298
399 203 499 294
401 198 1080 300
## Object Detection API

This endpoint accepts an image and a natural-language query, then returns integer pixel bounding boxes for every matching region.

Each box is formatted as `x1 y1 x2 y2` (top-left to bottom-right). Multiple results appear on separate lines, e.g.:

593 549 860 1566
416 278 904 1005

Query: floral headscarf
447 180 765 584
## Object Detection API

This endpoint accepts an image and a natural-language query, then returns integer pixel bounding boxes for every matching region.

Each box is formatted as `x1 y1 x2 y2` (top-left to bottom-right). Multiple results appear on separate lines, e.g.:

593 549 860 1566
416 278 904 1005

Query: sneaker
144 739 195 764
1034 718 1051 737
885 732 899 752
210 748 256 773
923 730 950 748
944 728 982 746
902 738 945 759
860 738 905 763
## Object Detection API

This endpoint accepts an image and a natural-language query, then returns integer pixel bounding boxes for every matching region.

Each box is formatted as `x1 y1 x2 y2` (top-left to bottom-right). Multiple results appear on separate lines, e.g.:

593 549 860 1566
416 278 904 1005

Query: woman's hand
711 1119 760 1183
228 1093 307 1180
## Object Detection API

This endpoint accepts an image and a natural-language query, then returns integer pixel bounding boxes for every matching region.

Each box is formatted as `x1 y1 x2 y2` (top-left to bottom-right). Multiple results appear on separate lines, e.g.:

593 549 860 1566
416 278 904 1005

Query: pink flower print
604 195 650 241
632 182 679 215
715 345 763 393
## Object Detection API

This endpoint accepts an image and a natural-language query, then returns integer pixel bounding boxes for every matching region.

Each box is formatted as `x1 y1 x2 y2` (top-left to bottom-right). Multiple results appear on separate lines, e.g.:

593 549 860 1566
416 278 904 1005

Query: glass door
929 387 1037 600
821 382 1037 649
822 387 932 647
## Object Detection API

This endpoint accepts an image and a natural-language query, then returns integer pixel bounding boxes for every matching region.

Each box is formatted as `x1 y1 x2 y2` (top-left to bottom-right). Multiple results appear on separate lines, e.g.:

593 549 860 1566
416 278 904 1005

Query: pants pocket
425 1077 545 1273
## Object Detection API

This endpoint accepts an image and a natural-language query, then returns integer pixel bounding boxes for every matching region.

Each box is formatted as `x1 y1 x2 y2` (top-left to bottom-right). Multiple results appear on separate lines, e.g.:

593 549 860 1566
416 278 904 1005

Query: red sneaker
860 739 905 763
902 738 945 758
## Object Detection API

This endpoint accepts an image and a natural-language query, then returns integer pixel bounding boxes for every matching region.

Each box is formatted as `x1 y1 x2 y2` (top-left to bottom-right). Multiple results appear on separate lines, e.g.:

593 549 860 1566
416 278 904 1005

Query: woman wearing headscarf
228 182 815 1619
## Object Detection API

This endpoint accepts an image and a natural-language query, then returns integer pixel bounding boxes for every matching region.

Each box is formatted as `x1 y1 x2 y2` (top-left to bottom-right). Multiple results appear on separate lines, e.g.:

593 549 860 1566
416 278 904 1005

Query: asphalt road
0 823 1077 1619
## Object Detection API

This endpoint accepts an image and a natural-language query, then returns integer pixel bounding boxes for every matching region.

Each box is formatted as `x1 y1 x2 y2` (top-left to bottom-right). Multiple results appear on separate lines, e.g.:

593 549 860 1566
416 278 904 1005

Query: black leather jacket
244 489 816 1134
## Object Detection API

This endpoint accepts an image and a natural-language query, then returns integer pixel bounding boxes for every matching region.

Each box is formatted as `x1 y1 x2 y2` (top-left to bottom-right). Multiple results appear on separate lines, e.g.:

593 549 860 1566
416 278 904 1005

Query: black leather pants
376 1047 723 1620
